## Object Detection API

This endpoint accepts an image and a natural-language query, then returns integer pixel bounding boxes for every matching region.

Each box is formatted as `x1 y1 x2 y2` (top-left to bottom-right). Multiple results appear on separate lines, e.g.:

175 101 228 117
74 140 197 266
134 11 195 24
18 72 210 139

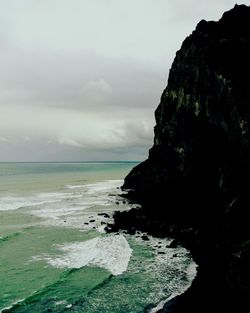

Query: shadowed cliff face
116 5 250 312
124 4 250 225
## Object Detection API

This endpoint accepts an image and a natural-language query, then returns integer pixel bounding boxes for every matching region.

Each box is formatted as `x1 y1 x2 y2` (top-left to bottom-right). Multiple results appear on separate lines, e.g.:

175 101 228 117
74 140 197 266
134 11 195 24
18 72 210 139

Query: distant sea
0 162 196 313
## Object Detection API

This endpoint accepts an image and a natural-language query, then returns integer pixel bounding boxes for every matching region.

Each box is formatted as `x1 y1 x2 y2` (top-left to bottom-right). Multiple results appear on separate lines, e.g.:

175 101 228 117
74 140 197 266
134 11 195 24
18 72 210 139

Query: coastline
109 218 206 313
108 203 244 313
0 165 196 313
108 5 250 313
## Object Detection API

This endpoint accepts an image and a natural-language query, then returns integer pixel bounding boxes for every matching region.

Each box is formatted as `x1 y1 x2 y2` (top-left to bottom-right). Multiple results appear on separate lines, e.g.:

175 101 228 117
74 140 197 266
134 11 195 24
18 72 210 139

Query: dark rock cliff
111 5 250 313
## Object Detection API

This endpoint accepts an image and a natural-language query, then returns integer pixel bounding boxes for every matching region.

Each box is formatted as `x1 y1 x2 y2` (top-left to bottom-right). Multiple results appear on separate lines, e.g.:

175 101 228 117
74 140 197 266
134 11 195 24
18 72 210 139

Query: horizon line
0 160 140 163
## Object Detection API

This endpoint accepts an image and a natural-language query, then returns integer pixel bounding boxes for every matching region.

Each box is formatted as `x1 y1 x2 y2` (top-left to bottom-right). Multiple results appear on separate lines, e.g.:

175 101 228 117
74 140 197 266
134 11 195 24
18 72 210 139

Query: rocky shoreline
108 205 239 312
108 5 250 313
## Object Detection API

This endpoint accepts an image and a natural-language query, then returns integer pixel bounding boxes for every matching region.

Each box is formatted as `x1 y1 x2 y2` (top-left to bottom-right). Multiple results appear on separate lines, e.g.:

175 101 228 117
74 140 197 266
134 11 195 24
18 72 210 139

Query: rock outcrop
112 5 250 313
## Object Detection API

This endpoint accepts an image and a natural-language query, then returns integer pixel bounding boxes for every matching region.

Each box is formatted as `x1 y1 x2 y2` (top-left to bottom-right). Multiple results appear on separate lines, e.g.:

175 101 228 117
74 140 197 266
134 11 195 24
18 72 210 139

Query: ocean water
0 162 197 313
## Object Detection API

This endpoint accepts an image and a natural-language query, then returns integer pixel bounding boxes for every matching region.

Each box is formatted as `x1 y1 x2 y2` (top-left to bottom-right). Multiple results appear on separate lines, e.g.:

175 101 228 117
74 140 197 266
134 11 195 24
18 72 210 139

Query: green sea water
0 162 196 313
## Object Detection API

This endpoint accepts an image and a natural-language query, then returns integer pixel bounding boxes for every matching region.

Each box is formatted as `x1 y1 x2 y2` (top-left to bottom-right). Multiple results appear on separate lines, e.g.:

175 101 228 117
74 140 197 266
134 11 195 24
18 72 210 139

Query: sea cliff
110 5 250 312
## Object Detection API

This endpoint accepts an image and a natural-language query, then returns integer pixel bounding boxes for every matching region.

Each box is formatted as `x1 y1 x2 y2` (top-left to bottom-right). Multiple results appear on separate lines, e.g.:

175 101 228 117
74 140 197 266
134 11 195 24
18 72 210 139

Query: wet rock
128 228 136 235
98 213 110 218
168 240 180 248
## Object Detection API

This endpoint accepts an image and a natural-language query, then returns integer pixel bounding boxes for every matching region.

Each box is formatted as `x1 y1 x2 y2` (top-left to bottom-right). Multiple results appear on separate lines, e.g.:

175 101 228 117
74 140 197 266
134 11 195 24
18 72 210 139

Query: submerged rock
141 235 150 241
97 213 110 218
168 240 180 248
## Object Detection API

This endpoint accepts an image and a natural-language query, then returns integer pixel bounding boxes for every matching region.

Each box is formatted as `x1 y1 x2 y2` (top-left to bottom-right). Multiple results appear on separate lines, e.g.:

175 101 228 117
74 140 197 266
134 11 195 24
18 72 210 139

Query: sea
0 162 197 313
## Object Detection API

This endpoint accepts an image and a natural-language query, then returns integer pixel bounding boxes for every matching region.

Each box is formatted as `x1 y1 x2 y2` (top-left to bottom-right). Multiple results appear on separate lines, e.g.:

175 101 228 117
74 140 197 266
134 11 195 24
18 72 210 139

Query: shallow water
0 162 196 313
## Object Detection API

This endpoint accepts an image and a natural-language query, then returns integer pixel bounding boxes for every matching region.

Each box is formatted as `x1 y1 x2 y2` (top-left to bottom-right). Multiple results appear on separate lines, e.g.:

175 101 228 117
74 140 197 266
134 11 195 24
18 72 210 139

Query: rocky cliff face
124 4 250 222
113 5 250 312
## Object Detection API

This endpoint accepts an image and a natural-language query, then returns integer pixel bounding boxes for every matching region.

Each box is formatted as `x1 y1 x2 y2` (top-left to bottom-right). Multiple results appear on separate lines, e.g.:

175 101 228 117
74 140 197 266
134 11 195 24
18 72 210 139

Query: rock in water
117 5 250 313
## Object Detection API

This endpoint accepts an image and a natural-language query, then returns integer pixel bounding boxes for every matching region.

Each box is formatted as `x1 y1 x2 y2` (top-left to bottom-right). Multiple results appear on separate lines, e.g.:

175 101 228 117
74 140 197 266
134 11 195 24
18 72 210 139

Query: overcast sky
0 0 248 161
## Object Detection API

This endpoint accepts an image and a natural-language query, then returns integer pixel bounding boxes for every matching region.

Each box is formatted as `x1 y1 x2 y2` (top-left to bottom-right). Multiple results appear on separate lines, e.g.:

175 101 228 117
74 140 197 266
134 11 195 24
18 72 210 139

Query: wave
32 234 133 276
0 193 71 212
129 233 197 313
0 266 112 313
0 298 25 313
0 180 126 231
65 179 122 192
0 181 120 212
0 178 197 313
2 232 197 313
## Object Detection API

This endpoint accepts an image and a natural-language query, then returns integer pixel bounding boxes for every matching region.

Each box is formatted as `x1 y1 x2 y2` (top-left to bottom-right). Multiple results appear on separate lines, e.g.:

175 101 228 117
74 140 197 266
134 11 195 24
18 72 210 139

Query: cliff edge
112 5 250 313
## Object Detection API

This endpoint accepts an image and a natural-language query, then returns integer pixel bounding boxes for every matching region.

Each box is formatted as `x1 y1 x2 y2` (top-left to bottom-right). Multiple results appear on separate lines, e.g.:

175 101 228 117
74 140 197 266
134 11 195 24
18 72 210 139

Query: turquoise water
0 162 196 313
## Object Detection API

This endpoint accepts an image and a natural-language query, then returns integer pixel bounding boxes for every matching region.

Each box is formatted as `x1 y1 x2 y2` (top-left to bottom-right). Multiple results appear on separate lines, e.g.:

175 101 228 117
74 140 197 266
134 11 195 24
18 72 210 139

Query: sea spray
32 234 133 276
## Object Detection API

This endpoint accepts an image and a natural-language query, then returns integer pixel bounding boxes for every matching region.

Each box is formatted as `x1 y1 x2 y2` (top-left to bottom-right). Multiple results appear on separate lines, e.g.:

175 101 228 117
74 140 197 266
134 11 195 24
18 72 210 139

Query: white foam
0 180 122 230
149 293 178 313
31 180 129 229
129 232 197 313
0 197 58 211
0 298 25 313
84 180 123 194
186 262 198 280
0 179 126 232
55 300 67 306
65 180 122 193
33 234 132 276
65 185 86 189
0 192 78 212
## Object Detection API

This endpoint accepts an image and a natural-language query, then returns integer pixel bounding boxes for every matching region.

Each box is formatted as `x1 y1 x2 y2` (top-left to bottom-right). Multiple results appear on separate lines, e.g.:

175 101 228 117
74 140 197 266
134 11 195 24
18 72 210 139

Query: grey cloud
0 0 246 161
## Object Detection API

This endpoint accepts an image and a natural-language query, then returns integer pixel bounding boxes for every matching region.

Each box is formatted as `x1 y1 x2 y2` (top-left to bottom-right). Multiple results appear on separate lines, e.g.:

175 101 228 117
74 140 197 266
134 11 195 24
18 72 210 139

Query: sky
0 0 248 161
